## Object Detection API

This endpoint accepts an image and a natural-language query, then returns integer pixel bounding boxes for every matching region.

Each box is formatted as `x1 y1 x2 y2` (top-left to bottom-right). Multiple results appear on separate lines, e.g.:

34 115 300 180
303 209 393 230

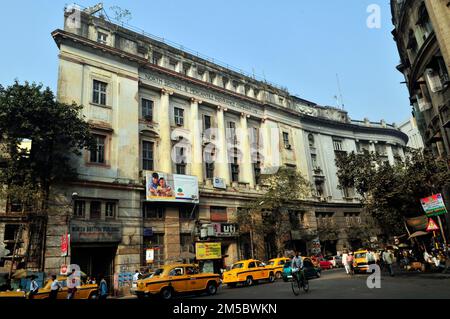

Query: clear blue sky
0 0 411 124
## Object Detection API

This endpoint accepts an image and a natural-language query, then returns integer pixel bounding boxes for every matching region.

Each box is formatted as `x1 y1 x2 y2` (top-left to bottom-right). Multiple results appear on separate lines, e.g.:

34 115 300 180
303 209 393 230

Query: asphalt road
193 268 450 299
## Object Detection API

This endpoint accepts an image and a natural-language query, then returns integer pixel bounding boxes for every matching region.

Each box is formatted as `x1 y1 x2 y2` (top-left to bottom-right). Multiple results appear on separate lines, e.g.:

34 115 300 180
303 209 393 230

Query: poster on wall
145 171 199 203
195 242 222 260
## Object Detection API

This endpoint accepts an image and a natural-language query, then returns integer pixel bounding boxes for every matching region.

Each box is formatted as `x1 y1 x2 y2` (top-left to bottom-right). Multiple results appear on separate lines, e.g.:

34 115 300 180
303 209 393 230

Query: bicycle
291 269 309 296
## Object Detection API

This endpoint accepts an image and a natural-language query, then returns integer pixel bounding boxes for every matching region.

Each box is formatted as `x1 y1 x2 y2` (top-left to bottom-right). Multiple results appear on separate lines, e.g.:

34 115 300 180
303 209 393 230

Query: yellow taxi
222 259 275 288
0 276 98 299
133 264 220 300
265 257 290 279
353 250 369 273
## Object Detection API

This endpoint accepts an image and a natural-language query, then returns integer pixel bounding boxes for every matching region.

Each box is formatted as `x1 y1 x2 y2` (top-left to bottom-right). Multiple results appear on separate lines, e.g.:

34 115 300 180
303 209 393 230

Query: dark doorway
71 245 116 289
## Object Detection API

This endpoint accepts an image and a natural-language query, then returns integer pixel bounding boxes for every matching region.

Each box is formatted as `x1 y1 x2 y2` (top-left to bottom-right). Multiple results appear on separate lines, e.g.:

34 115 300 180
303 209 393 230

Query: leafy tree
335 149 450 237
0 81 94 211
237 167 312 257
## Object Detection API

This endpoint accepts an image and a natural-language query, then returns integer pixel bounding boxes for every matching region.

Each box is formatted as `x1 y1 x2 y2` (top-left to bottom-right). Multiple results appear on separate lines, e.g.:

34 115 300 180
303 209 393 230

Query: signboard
143 227 153 237
60 264 68 275
213 177 226 190
60 233 69 257
406 215 428 231
146 171 199 203
70 221 122 243
426 218 440 232
212 223 238 237
311 238 321 255
420 194 448 217
145 248 154 263
195 242 222 260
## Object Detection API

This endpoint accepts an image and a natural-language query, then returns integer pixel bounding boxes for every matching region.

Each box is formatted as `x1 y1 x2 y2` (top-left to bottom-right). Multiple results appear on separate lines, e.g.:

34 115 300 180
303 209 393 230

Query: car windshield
355 253 366 259
268 261 275 266
152 268 164 276
232 263 244 269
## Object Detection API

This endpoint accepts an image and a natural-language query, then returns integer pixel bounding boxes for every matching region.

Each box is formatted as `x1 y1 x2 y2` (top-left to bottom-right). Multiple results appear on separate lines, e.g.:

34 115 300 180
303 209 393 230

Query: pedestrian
66 268 78 299
132 270 141 289
28 275 39 299
342 250 350 274
98 274 108 300
49 275 62 299
367 249 375 265
347 252 354 275
382 249 395 276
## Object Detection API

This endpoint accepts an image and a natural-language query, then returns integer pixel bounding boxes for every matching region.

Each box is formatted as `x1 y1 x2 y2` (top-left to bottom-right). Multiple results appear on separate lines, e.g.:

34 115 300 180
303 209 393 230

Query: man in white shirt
132 270 141 289
342 251 349 274
28 275 39 299
382 249 395 276
49 275 62 299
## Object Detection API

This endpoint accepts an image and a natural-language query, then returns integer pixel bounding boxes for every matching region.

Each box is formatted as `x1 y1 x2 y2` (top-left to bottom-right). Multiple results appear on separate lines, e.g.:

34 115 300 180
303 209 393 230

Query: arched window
308 134 315 148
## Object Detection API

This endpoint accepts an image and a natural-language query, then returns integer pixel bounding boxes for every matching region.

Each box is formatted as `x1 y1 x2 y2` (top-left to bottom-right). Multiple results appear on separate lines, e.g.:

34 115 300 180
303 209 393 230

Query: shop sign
195 242 222 260
146 171 199 203
420 194 448 217
70 221 122 243
61 233 69 257
145 248 154 263
212 223 237 237
143 228 153 237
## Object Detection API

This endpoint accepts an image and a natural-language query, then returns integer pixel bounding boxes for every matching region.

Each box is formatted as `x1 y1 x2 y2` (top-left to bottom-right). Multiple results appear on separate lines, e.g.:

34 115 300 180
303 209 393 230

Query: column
240 113 254 188
216 106 230 185
190 98 203 182
159 89 173 174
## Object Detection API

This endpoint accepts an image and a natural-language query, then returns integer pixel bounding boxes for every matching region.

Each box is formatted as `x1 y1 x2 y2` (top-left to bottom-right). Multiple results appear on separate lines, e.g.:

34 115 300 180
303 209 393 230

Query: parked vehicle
353 250 369 274
223 259 275 288
282 257 321 281
265 257 291 279
325 255 343 268
134 264 220 299
317 257 333 270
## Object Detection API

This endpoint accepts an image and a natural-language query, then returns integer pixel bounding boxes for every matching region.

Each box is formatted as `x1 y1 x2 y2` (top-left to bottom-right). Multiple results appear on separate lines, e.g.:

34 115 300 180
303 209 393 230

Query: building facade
399 117 425 149
1 6 408 292
391 0 450 160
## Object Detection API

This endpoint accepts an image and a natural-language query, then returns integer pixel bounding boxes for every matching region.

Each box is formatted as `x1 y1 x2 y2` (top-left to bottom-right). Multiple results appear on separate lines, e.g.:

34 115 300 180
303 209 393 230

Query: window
142 141 154 171
332 139 343 151
315 212 334 228
105 202 116 218
205 162 214 179
222 77 229 89
208 72 216 84
143 203 165 219
203 115 212 135
142 99 154 121
175 146 187 175
73 200 85 218
227 122 237 144
253 161 261 185
168 59 177 71
90 201 101 219
311 154 318 170
204 144 215 179
345 212 362 226
308 134 315 148
248 262 256 269
283 132 291 149
92 80 107 105
179 206 197 219
182 63 190 76
174 107 184 126
97 32 108 44
210 207 227 222
143 233 164 267
289 210 300 229
152 53 161 65
90 134 106 164
230 155 239 182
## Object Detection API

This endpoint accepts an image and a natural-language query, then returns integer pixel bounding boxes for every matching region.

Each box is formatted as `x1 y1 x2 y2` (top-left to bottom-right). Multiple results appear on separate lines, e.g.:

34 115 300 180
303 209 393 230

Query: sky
0 0 412 124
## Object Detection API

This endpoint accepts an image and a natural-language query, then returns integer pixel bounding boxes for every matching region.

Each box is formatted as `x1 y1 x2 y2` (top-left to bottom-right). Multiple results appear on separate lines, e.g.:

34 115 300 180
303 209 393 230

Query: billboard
420 194 448 217
195 242 222 260
145 172 199 203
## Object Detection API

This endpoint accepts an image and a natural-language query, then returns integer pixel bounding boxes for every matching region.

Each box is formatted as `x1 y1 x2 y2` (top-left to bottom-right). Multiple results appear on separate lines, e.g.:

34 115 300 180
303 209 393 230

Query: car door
247 261 258 280
168 267 188 292
185 266 203 291
256 261 268 280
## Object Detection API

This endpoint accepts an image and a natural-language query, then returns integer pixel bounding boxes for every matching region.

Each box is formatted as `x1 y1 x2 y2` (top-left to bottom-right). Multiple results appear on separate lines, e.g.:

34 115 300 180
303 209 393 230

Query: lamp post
64 192 78 267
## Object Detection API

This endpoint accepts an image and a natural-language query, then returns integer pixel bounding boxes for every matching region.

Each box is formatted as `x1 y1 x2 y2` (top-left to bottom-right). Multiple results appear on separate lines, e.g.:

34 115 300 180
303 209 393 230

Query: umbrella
408 231 429 240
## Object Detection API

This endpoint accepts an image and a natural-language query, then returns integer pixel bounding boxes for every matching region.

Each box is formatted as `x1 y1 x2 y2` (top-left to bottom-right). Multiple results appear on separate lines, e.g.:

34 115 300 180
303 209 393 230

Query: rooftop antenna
336 73 345 110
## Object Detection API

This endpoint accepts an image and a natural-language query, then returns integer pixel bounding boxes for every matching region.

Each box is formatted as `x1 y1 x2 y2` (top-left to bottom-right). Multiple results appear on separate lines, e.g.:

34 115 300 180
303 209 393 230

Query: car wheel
245 276 253 286
160 287 173 300
206 281 217 296
275 272 282 280
268 273 275 283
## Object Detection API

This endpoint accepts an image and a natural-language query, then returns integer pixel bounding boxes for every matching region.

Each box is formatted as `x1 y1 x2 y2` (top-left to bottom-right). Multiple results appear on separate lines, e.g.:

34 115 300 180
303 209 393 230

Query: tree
0 81 94 212
335 149 450 237
237 167 312 258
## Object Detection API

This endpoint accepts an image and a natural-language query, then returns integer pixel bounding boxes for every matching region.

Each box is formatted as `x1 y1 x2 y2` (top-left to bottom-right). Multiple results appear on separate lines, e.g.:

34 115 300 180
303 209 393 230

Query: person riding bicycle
291 251 304 282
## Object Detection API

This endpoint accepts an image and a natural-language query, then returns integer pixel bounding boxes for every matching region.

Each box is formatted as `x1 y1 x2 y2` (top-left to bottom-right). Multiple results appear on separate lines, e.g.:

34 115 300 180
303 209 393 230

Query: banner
61 233 69 257
146 171 199 203
195 242 222 260
420 194 448 217
145 248 154 263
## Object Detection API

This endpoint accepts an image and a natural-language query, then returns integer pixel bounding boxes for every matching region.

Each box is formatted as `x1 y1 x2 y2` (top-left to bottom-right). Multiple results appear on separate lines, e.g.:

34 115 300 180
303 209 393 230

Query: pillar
216 106 230 185
190 98 203 182
240 113 254 188
159 89 173 174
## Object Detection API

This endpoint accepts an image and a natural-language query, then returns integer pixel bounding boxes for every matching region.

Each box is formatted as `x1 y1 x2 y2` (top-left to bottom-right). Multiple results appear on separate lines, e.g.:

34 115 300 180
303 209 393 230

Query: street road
195 268 450 299
122 268 450 299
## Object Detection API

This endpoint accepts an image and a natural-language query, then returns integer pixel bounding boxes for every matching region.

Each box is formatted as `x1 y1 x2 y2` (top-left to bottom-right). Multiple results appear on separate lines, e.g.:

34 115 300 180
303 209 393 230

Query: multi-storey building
391 0 450 160
1 6 408 293
399 117 425 149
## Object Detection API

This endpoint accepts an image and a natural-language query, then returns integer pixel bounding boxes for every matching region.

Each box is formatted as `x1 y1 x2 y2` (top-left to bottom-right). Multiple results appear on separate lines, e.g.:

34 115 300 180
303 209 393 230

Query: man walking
382 249 395 276
28 275 39 299
342 250 350 274
49 275 62 299
98 274 108 300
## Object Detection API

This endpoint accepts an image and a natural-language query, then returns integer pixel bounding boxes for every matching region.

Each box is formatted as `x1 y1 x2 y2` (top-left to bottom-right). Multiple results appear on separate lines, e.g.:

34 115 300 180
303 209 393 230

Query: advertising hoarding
146 171 199 203
420 194 448 217
195 242 222 260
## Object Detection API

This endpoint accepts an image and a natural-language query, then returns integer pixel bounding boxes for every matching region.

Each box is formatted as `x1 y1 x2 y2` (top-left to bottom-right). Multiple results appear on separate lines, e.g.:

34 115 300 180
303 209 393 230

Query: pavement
119 267 450 299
